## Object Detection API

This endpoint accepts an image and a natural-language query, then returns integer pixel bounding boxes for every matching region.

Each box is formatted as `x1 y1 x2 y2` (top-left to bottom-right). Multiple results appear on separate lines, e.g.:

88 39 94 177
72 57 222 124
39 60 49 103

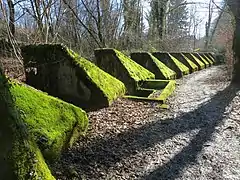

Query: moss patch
0 71 55 179
184 53 205 70
207 53 216 62
150 54 176 79
181 54 198 72
67 48 126 105
152 52 189 78
124 80 176 103
130 52 176 79
95 48 154 94
21 44 126 110
170 53 198 73
201 54 214 65
10 81 88 161
114 50 155 81
193 53 210 68
168 54 190 75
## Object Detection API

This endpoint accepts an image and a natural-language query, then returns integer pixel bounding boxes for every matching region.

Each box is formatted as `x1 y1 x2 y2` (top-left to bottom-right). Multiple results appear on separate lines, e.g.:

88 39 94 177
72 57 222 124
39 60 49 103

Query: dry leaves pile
88 99 159 139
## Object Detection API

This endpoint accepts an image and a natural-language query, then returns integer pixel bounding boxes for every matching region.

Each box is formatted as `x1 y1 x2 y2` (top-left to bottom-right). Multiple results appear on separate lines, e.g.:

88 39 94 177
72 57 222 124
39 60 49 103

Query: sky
142 0 224 38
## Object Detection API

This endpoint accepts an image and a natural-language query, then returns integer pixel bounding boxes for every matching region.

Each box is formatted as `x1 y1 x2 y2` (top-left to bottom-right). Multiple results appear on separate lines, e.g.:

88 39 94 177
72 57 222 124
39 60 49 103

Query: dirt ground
52 65 240 180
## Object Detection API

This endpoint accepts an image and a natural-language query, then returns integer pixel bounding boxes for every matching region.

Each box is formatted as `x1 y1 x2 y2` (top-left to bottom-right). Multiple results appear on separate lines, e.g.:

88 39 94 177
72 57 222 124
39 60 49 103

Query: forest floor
52 65 240 180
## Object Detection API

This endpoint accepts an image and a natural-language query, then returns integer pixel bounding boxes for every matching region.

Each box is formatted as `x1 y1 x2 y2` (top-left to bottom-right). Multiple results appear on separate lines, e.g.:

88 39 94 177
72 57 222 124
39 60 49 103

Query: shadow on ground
56 84 239 179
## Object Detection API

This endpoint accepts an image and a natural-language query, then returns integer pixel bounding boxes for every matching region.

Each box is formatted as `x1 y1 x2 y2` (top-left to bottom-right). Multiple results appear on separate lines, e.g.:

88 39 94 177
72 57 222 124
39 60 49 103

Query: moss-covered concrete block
207 53 216 62
0 70 55 179
124 80 176 103
182 53 205 70
152 52 189 78
94 48 155 94
204 53 216 64
192 53 210 68
200 53 214 65
21 44 126 111
9 81 88 162
170 53 198 73
130 52 176 79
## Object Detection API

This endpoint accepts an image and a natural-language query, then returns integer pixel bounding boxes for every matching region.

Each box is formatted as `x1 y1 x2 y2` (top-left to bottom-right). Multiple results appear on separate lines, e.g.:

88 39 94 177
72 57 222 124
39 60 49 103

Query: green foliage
168 0 189 37
10 81 88 161
114 49 155 81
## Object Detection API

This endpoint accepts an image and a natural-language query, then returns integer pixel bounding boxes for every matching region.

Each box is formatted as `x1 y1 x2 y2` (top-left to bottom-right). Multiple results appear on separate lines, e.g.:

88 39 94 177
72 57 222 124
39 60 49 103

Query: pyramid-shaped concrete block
199 53 214 65
192 53 210 68
94 48 155 94
130 52 176 79
0 71 55 179
205 53 216 63
152 52 189 78
182 53 205 70
170 53 198 73
9 80 88 161
21 44 126 111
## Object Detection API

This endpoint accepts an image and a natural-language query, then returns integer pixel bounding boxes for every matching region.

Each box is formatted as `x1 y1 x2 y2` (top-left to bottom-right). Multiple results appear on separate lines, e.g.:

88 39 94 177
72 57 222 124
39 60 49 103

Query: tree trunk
7 0 15 37
232 17 240 83
227 0 240 83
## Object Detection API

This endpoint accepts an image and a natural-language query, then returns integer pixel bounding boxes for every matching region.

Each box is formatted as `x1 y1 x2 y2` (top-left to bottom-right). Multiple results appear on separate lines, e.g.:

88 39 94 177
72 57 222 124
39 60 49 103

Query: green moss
197 53 210 67
21 44 125 110
10 81 88 161
168 54 190 75
181 53 198 72
13 140 55 180
114 49 155 81
207 53 216 62
0 71 55 179
125 80 175 103
156 80 176 103
202 54 214 65
67 48 126 104
149 53 176 79
190 54 205 69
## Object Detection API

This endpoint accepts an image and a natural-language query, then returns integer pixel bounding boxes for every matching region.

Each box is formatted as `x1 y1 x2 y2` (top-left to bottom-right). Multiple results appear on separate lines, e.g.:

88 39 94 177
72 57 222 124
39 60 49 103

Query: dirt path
53 65 240 180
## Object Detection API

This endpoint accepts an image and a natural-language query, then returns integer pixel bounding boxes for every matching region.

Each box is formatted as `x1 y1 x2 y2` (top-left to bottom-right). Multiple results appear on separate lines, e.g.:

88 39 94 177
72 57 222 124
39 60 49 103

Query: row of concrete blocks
95 50 215 81
131 52 215 78
94 49 216 104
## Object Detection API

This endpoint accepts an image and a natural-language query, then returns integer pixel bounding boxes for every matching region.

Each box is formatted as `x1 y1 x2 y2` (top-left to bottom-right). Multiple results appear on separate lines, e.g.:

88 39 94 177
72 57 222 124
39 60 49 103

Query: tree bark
227 0 240 83
7 0 15 37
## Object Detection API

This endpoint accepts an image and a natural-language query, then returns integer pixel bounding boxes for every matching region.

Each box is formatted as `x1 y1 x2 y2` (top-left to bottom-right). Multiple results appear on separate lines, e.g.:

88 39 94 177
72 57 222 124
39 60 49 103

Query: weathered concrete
130 52 176 79
205 53 216 63
152 52 189 78
0 69 55 180
182 53 205 70
170 53 198 73
198 53 214 65
94 48 155 95
21 44 126 111
192 53 210 68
